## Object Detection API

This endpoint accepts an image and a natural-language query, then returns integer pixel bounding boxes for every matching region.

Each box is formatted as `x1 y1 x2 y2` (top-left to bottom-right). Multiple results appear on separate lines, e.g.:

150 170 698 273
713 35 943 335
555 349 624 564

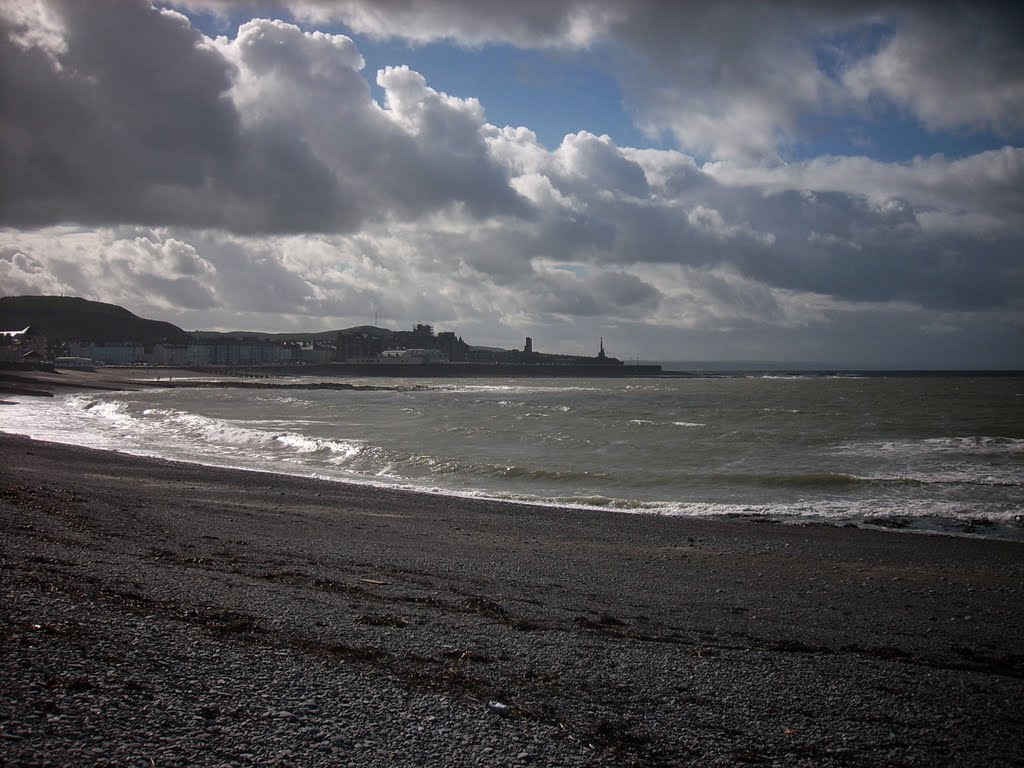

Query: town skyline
2 294 640 370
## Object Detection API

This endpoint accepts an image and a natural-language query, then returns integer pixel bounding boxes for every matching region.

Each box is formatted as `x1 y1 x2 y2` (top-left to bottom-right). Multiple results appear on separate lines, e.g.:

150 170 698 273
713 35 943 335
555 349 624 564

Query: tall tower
598 337 606 359
525 337 533 354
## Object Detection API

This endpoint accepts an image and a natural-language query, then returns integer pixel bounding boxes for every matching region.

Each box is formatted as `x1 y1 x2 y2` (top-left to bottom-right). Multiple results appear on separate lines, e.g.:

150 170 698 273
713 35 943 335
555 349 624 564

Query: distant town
0 296 662 376
6 323 622 367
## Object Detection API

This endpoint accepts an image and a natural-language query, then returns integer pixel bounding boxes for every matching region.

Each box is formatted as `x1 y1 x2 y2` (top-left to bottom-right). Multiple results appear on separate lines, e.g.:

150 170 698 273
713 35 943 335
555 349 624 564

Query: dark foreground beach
2 433 1023 767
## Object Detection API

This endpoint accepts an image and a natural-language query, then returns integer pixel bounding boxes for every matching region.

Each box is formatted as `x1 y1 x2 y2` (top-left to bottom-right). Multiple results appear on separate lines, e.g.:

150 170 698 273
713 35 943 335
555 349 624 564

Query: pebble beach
2 428 1023 766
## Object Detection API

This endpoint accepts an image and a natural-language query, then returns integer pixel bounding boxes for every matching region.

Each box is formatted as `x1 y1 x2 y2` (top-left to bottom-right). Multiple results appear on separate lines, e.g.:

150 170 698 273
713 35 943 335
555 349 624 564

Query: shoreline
8 431 1022 545
3 368 1022 544
2 432 1023 765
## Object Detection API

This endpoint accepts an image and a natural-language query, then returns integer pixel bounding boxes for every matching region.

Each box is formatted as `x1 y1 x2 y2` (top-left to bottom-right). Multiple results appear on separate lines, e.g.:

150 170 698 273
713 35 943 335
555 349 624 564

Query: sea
3 371 1023 541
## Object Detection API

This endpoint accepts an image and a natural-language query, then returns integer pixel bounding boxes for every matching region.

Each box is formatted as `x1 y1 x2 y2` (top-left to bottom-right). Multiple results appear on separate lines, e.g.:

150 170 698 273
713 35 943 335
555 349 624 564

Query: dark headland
2 431 1022 766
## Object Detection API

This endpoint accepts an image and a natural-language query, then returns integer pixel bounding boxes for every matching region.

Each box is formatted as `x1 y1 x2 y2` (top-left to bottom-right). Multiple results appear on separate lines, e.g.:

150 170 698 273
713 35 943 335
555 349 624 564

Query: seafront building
68 341 146 365
336 331 384 363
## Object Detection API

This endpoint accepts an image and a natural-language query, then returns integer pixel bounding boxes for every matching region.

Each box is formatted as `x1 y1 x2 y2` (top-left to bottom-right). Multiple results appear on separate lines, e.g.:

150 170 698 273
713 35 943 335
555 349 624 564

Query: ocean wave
728 468 1021 490
74 397 369 465
877 471 1022 488
486 492 1019 522
628 419 706 428
436 383 601 395
750 471 870 489
495 494 1024 540
922 436 1024 453
490 465 612 482
841 436 1024 457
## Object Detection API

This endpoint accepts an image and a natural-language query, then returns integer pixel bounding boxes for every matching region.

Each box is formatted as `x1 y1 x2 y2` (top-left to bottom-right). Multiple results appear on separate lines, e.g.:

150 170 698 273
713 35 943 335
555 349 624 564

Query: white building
186 343 211 366
150 343 191 366
153 342 212 367
69 341 145 365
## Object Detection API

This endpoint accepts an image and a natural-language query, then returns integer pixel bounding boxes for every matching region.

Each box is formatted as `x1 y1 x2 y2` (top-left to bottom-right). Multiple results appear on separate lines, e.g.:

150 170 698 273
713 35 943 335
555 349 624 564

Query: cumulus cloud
168 1 1024 160
0 227 220 312
0 2 523 233
0 247 67 297
1 1 1022 366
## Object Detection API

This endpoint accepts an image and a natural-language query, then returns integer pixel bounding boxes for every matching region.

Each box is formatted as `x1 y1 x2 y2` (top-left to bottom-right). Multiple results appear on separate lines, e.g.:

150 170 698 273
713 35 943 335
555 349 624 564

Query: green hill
0 296 191 345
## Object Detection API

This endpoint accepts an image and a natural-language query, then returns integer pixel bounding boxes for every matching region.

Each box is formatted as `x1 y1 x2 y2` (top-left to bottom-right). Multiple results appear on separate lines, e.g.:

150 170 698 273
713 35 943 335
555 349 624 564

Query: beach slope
2 433 1022 766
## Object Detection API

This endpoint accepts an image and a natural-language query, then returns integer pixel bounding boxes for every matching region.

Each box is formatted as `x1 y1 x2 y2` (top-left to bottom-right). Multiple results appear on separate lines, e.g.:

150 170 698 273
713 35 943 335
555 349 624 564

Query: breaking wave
839 436 1024 457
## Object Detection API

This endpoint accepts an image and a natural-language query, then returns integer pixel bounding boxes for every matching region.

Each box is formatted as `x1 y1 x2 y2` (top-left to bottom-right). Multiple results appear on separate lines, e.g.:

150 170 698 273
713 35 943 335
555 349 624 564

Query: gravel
2 433 1023 766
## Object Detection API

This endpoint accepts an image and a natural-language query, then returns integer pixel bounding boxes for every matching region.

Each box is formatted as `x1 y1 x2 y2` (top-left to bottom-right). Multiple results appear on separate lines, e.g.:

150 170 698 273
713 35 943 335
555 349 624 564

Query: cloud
1 2 1022 366
703 148 1024 237
180 0 622 48
0 247 67 297
0 0 67 60
843 7 1024 136
599 3 1020 158
0 3 523 233
0 1 240 227
168 1 1024 160
526 266 661 319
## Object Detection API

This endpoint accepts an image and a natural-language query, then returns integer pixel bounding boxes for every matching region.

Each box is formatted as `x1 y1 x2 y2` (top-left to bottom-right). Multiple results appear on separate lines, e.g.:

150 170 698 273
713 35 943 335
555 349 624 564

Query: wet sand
2 431 1023 766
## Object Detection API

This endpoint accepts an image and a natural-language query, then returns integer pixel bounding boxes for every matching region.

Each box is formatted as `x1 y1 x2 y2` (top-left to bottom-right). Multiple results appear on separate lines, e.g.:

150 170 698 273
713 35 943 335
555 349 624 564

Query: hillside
191 327 505 353
189 327 390 343
0 296 191 345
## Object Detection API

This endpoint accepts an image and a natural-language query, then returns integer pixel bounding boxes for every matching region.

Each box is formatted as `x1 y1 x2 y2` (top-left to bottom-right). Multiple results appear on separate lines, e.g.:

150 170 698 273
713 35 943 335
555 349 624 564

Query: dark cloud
0 1 239 226
0 3 524 233
843 4 1024 136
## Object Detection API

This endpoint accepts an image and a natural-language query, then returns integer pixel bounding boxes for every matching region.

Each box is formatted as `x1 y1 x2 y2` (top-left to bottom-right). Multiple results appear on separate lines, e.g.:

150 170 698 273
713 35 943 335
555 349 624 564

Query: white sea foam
21 393 371 470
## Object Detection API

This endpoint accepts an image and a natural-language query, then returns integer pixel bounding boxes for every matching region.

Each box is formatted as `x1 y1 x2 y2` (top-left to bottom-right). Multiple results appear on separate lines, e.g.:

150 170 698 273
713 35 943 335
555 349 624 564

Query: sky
1 1 1022 367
